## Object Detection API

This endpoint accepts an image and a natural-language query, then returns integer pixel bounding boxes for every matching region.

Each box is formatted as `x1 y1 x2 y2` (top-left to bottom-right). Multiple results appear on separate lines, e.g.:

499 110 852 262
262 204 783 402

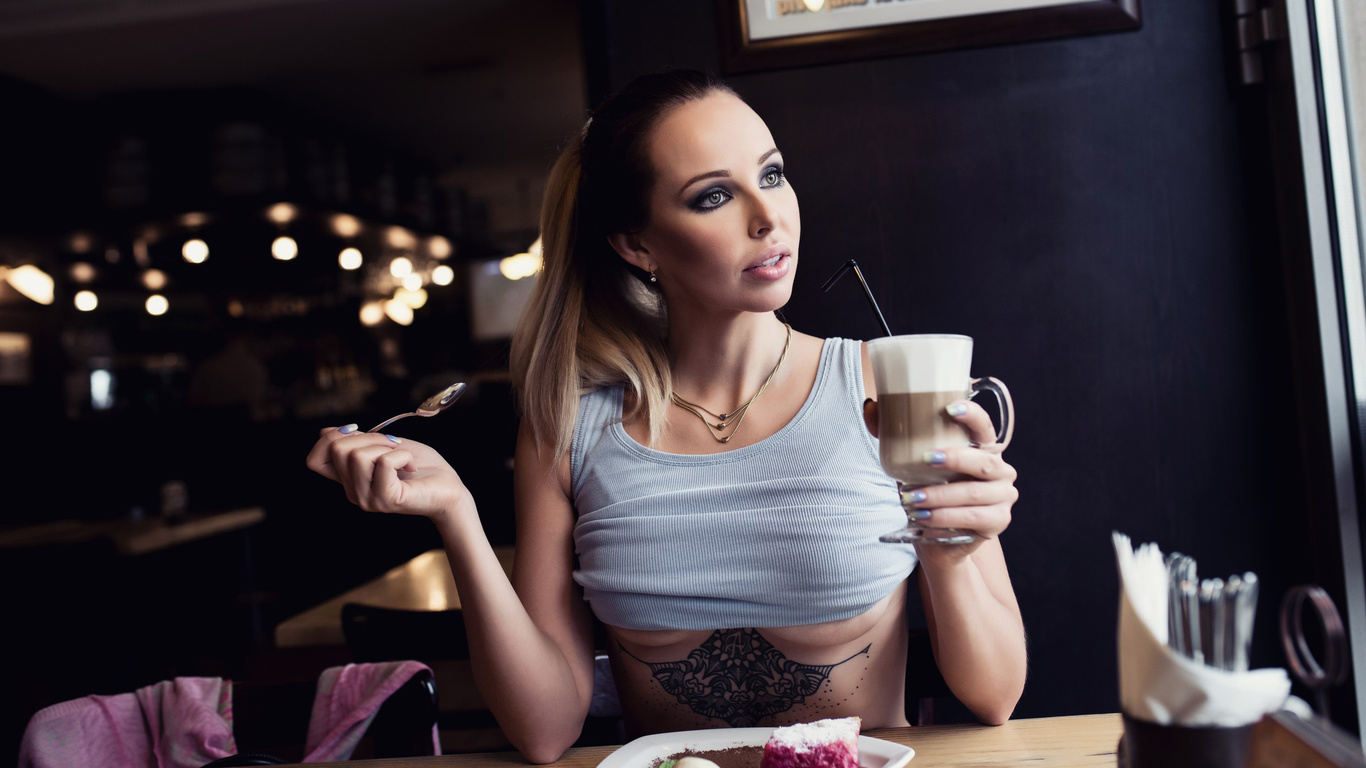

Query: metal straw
822 259 893 337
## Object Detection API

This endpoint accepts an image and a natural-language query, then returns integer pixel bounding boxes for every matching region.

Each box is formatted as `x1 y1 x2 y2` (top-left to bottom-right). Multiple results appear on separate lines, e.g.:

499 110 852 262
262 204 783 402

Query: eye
692 188 732 211
761 166 785 188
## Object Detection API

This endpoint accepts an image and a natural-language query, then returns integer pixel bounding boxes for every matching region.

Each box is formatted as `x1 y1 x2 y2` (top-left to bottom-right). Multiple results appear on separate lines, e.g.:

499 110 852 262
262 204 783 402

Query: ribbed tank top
570 337 918 631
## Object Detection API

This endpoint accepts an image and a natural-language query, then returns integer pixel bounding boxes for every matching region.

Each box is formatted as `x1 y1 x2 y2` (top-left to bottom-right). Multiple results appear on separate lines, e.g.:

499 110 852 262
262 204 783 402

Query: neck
667 312 790 407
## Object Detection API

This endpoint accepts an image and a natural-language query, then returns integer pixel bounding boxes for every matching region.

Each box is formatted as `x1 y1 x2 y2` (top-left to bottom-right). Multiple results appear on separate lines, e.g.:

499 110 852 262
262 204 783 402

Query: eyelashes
689 165 786 212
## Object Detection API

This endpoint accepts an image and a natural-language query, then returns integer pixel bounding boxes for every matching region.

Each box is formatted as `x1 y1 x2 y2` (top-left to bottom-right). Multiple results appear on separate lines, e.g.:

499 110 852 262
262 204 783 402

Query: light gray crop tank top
570 337 918 631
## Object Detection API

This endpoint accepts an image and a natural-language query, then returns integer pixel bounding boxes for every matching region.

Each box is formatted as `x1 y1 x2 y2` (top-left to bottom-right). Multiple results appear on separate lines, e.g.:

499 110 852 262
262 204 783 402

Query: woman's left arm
858 345 1025 723
906 404 1026 725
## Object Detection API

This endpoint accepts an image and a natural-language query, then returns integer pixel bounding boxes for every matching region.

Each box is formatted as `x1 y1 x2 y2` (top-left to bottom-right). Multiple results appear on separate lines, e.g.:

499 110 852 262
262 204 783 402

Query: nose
749 194 777 240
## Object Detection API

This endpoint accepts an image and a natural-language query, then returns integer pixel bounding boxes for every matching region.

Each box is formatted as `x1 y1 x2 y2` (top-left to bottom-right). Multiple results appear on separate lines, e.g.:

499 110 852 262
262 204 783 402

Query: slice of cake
759 717 861 768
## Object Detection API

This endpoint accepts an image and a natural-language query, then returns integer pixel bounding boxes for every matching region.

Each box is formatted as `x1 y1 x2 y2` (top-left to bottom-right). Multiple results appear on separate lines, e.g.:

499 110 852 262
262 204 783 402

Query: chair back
340 604 624 748
342 603 506 752
207 667 437 765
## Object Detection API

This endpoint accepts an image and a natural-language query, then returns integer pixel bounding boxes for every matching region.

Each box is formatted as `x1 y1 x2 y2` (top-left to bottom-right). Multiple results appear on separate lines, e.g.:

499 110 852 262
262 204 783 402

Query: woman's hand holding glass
863 399 1018 559
305 426 475 524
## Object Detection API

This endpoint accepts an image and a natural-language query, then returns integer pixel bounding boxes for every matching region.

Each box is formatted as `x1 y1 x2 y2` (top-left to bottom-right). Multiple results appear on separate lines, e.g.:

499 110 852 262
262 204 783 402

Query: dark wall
587 1 1314 719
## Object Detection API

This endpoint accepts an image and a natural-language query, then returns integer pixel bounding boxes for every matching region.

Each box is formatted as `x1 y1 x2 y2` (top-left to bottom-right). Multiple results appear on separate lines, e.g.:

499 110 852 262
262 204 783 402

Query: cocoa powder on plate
653 746 763 768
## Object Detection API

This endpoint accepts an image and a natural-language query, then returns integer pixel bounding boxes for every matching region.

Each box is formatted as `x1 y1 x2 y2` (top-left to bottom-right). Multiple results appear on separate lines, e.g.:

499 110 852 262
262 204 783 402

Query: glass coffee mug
867 334 1014 545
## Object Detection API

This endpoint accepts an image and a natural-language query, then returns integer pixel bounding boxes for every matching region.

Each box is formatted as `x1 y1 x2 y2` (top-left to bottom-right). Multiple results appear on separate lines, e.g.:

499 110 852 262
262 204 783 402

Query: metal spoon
367 382 467 433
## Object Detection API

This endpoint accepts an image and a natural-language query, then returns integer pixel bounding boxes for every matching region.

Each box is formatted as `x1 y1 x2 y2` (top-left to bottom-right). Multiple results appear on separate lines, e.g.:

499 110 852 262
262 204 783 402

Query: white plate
597 728 915 768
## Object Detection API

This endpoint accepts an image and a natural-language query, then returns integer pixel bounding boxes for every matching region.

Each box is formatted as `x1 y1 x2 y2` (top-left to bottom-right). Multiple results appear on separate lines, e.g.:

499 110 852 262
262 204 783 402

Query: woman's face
627 91 800 318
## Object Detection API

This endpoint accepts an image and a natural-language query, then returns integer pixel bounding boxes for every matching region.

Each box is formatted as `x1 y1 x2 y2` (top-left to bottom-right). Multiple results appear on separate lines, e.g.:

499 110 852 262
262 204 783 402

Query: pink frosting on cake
759 718 861 768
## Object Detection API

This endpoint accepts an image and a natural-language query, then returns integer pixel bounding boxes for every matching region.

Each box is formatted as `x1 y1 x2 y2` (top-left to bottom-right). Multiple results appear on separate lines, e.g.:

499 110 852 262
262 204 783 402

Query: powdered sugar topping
767 717 861 751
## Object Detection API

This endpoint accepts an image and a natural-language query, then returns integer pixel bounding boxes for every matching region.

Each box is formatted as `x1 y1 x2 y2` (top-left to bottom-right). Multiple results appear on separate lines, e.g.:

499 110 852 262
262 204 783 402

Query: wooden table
295 713 1123 767
0 507 265 556
274 546 516 648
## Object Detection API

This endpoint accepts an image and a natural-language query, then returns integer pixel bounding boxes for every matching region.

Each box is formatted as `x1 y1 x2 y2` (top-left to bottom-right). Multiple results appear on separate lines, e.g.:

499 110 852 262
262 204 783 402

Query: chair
205 668 438 766
341 603 506 753
340 603 624 751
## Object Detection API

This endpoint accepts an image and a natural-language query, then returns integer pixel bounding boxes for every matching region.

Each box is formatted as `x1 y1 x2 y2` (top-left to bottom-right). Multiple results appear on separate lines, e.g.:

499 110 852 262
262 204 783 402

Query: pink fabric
18 677 235 768
17 661 437 766
303 661 440 761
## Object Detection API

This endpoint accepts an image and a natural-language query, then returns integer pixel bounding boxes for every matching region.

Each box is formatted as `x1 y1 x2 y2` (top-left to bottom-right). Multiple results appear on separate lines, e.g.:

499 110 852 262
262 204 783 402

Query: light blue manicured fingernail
906 490 928 504
925 450 947 465
385 434 402 444
946 402 968 417
909 509 932 521
337 423 358 434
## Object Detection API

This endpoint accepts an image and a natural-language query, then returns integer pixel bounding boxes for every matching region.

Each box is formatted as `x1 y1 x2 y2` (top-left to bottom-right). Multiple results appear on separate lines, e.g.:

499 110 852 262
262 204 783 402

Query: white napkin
1113 532 1291 726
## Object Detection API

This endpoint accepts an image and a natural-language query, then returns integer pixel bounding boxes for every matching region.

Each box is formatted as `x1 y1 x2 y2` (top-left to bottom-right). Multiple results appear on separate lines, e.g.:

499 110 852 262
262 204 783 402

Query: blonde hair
510 70 735 461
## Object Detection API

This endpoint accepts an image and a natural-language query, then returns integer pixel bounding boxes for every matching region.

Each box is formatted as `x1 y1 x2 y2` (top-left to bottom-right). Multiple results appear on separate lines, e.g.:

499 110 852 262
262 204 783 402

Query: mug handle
969 376 1014 451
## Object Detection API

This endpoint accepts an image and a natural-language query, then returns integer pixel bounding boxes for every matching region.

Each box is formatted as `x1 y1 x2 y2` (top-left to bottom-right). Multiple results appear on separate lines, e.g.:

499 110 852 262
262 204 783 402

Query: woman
306 70 1025 763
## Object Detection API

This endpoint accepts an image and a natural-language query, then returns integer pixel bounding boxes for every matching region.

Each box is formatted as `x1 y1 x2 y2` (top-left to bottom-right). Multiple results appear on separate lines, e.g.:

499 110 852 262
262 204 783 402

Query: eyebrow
677 148 782 196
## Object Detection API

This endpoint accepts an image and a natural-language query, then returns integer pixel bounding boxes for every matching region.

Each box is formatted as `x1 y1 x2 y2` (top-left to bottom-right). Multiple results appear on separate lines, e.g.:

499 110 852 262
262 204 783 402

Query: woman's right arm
305 425 596 763
443 424 596 762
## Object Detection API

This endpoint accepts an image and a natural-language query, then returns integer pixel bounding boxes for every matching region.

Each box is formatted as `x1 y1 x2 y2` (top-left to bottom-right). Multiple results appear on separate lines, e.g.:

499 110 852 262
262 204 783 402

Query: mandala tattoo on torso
619 628 870 726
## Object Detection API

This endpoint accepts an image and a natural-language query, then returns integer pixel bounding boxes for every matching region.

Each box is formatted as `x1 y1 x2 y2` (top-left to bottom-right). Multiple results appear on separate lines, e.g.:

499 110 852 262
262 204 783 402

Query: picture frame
718 0 1142 73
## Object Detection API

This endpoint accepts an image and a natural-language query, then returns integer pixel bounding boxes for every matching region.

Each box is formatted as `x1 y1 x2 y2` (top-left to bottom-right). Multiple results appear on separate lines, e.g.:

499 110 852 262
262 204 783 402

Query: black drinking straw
821 259 893 337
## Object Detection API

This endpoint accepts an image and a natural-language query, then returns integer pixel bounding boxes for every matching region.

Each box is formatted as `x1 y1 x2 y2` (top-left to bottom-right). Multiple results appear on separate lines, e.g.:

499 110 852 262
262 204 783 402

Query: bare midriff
603 580 912 737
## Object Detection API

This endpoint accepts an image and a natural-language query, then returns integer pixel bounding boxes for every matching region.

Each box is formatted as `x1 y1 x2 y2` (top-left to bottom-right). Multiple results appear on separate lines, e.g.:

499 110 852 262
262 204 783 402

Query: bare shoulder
790 330 874 401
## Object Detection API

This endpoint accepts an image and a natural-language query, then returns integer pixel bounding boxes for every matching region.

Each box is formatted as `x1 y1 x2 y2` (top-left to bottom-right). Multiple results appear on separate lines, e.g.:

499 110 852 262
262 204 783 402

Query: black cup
1118 712 1255 768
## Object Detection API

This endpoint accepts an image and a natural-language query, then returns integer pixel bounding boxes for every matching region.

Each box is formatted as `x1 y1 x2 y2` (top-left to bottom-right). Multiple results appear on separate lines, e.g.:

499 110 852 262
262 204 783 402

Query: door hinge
1234 0 1287 85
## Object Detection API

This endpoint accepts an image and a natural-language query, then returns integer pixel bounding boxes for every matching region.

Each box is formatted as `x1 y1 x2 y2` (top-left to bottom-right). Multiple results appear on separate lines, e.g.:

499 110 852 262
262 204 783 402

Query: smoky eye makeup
683 156 786 212
761 163 786 187
690 187 732 211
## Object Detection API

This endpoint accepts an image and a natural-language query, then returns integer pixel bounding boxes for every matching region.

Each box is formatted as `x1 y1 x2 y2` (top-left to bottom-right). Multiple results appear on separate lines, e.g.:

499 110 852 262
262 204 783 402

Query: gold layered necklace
670 323 792 444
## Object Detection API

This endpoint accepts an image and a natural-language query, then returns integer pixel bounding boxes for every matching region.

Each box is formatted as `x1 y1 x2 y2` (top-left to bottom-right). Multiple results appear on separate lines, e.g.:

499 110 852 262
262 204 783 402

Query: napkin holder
1115 544 1290 768
1119 713 1254 768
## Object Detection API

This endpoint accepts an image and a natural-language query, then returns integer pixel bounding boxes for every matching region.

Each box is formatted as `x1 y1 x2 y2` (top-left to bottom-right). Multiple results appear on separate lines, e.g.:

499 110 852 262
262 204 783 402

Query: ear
607 232 652 273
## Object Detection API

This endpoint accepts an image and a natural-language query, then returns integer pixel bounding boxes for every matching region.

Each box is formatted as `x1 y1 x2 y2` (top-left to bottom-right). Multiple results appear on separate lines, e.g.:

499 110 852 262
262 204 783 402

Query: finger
908 479 1018 511
344 443 402 510
863 399 879 438
929 446 1017 483
367 449 416 512
306 424 361 480
916 504 1012 539
949 401 1000 447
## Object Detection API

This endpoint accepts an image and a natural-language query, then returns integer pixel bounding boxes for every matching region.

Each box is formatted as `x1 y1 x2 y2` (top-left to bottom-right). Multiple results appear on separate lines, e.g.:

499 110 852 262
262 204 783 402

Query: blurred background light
182 238 209 264
499 252 541 280
383 298 413 325
4 264 56 304
74 290 98 311
389 256 412 278
146 294 168 316
431 264 454 286
267 203 298 224
272 236 298 261
359 301 385 326
387 227 416 249
499 236 543 280
428 235 452 259
69 262 96 283
332 214 361 238
90 369 114 411
68 233 94 253
338 247 363 270
401 272 423 291
396 287 427 309
141 269 167 291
